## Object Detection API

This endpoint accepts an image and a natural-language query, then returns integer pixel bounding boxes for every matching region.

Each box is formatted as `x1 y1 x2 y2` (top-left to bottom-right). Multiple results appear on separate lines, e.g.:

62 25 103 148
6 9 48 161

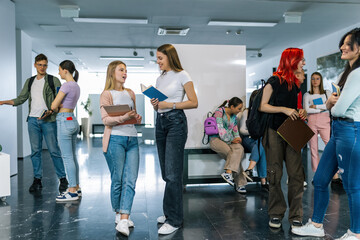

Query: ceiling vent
157 27 190 36
283 12 302 23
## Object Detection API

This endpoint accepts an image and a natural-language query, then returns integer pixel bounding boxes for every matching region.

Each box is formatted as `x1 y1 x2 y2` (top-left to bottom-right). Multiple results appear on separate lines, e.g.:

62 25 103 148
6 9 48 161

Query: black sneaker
29 178 42 192
59 178 69 193
331 178 343 185
291 220 303 229
269 217 282 228
261 183 269 192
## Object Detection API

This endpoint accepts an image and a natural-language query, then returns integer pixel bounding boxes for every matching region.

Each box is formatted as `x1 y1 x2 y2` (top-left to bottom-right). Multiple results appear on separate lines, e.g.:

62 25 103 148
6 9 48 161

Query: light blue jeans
104 135 139 214
56 113 80 188
27 117 66 179
312 119 360 233
241 135 267 178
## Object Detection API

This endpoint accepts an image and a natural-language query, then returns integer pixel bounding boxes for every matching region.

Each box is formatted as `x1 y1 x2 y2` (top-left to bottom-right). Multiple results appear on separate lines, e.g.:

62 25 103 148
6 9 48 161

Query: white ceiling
13 0 360 72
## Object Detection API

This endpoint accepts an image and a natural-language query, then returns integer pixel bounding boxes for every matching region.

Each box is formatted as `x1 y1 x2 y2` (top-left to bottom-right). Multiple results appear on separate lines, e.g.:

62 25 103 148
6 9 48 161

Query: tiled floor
0 137 350 239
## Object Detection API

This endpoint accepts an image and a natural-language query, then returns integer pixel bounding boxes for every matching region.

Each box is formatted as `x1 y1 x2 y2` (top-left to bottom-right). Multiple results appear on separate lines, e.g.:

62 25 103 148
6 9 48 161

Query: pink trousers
307 112 331 172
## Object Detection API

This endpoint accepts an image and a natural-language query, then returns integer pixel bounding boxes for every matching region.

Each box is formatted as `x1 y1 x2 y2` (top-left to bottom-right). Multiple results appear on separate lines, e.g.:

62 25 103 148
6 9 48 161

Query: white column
16 30 32 158
0 0 18 176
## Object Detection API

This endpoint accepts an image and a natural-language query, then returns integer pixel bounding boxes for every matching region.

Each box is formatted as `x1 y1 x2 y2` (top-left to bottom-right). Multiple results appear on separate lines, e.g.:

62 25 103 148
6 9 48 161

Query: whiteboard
173 44 246 149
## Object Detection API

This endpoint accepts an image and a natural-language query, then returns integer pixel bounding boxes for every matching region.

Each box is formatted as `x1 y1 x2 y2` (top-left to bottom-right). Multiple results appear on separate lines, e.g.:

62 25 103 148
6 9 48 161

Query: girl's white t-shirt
156 70 192 113
110 90 137 137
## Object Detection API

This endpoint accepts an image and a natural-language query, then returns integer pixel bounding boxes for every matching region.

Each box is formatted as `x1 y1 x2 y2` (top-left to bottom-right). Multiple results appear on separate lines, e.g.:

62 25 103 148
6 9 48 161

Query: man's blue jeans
27 117 66 179
56 113 80 188
104 135 139 214
312 119 360 233
241 135 267 178
156 110 188 228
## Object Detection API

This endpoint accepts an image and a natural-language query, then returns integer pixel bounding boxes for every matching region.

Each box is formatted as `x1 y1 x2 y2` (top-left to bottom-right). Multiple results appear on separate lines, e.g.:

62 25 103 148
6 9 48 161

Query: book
277 117 315 153
103 104 132 117
332 82 341 96
312 98 323 105
140 84 168 102
103 104 137 125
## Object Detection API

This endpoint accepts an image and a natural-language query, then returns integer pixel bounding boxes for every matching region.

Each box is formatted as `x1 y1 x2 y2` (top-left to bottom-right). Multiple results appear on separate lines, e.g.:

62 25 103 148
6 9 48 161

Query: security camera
150 51 154 57
133 51 138 56
258 52 263 57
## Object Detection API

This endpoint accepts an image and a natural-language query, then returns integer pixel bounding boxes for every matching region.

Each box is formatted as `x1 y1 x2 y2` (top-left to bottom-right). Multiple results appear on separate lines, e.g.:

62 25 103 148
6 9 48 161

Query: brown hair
310 72 325 95
35 53 47 63
157 44 183 74
104 61 126 91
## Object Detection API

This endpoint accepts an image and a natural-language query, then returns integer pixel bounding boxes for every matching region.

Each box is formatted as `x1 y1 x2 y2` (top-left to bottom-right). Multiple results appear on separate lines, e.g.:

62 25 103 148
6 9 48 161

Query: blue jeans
241 135 267 178
312 120 360 233
104 135 139 214
56 113 80 188
156 110 188 227
27 117 66 179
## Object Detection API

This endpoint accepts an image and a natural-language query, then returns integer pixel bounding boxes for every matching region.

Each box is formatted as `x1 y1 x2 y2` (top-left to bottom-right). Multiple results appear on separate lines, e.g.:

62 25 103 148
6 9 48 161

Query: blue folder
313 98 323 105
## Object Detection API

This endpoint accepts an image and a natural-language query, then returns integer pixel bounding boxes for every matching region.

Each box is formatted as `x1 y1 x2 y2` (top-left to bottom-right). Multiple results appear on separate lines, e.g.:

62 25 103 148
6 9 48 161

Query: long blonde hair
104 61 126 91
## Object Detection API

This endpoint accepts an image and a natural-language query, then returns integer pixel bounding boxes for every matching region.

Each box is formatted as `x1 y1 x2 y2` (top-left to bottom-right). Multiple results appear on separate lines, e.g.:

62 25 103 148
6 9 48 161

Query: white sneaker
221 172 234 186
116 219 130 236
335 229 359 240
158 223 179 235
291 219 325 237
157 215 166 224
235 185 247 194
115 214 134 227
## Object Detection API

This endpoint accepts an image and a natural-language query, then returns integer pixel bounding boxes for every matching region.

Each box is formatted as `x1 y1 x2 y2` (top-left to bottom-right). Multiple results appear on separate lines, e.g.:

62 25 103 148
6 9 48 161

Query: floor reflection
0 137 350 239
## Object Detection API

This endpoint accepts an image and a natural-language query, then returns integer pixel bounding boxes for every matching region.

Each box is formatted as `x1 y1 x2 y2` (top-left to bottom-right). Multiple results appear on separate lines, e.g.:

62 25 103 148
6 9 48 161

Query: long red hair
273 48 303 90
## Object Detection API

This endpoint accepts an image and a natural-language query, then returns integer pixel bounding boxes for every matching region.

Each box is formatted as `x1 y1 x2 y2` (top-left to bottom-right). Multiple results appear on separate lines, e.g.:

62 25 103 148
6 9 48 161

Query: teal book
140 84 168 102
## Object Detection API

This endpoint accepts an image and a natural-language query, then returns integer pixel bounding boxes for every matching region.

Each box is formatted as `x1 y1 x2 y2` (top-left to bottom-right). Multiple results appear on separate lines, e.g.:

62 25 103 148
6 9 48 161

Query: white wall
247 22 360 92
16 30 32 158
174 44 246 149
0 1 17 176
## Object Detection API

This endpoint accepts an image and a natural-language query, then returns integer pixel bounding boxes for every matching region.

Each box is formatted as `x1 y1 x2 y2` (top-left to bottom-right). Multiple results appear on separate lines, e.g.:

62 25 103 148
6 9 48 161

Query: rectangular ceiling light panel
99 56 145 61
73 18 148 24
208 21 277 27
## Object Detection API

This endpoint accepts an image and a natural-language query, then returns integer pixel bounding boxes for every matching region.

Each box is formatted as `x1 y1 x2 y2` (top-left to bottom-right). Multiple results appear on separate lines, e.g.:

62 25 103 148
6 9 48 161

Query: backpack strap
47 75 56 96
27 75 36 93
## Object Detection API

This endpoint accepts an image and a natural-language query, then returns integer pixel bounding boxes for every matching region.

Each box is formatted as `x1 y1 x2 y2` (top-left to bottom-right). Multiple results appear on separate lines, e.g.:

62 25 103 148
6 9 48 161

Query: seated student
209 97 249 194
238 90 268 191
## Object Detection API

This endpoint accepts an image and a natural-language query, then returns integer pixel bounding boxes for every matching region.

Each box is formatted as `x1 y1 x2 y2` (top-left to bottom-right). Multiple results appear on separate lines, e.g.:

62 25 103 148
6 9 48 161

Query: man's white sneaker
158 223 179 235
335 229 359 240
116 219 130 236
291 219 325 237
115 214 134 227
157 215 166 224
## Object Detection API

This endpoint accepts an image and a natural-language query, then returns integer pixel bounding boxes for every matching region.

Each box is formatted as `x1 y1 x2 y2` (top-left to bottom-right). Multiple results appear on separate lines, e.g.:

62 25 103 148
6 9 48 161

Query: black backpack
246 76 279 140
28 75 56 96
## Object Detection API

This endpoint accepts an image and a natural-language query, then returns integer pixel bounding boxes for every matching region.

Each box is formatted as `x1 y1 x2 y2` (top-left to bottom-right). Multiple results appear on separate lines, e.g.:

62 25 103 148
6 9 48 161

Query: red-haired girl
259 48 307 229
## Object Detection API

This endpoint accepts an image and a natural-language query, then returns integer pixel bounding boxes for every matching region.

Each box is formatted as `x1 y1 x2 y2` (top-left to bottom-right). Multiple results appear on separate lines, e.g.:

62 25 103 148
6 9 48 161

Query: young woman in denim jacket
100 61 142 237
49 60 81 202
292 27 360 240
150 44 198 235
210 97 249 193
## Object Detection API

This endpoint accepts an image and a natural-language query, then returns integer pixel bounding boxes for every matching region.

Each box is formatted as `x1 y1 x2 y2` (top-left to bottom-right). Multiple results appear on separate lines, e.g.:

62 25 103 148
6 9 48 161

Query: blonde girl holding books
100 61 142 237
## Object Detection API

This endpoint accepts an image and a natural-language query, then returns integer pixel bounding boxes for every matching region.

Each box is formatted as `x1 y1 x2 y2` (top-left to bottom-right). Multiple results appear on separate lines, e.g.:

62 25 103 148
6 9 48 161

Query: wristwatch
173 102 176 109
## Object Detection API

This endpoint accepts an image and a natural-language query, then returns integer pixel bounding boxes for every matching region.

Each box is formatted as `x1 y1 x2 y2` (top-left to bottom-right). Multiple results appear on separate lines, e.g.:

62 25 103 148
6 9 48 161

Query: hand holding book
332 82 341 96
140 84 168 101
